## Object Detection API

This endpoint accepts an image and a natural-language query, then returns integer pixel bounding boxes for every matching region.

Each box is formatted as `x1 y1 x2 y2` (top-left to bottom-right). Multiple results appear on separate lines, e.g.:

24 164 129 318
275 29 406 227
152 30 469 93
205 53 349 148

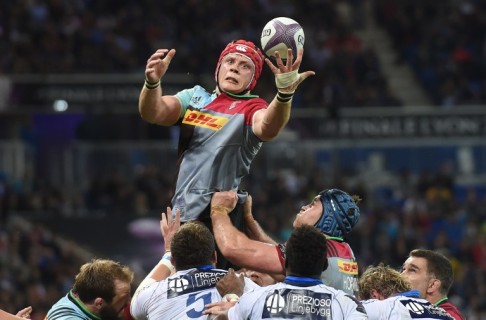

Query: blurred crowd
0 0 401 111
374 0 486 107
3 1 485 108
0 221 85 319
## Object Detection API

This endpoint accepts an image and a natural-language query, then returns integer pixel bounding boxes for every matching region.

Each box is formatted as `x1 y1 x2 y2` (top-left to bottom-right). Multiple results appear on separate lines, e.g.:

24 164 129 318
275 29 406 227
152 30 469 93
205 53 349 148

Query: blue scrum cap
314 189 360 237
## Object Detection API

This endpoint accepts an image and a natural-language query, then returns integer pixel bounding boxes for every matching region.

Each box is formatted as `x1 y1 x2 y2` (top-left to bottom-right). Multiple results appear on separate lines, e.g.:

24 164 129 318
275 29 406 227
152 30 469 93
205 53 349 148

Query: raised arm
210 191 284 275
0 307 32 320
133 207 180 301
139 48 182 125
252 48 314 141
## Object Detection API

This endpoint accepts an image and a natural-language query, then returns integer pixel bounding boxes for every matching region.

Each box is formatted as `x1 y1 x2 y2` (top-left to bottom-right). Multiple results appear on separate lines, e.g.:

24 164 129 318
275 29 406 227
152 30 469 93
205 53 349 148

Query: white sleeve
337 293 369 319
362 299 385 319
227 289 263 320
227 300 253 320
227 305 243 320
130 279 157 320
242 277 260 292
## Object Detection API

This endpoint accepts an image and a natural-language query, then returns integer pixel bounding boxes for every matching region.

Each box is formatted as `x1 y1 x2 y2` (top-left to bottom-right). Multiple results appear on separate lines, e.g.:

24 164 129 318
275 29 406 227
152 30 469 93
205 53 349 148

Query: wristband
144 79 160 90
275 70 299 90
276 91 293 103
211 205 232 216
222 293 240 302
160 251 174 272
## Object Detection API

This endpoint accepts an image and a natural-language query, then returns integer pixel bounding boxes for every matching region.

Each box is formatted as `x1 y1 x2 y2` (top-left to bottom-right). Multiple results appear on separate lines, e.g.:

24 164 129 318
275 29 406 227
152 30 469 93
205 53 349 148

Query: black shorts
197 201 245 270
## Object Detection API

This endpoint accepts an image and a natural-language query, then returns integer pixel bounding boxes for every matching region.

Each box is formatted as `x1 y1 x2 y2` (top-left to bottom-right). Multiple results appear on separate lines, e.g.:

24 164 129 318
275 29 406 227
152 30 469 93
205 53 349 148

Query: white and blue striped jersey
228 277 368 320
130 266 258 320
362 291 454 320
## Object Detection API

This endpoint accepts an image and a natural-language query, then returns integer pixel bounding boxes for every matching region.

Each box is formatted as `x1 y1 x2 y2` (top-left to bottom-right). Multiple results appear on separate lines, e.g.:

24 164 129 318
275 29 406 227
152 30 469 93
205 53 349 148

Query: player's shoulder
46 295 92 320
192 85 212 95
179 84 210 93
392 296 455 320
176 85 214 108
360 298 380 305
322 285 363 306
243 275 260 290
246 96 268 109
248 96 267 103
317 283 349 295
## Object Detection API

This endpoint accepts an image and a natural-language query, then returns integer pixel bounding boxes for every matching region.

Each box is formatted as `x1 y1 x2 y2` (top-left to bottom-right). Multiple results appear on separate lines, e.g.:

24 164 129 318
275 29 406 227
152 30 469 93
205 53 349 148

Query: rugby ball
260 17 305 60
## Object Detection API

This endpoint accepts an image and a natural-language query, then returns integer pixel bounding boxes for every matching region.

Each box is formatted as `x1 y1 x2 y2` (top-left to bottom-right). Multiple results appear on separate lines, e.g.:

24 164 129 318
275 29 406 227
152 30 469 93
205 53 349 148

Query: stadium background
1 0 486 318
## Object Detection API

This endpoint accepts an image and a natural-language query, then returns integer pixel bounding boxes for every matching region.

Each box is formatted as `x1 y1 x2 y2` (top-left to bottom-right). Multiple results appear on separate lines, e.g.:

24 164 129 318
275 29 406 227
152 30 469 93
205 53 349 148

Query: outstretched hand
265 48 315 94
161 207 180 251
145 49 176 83
216 268 245 297
16 306 32 319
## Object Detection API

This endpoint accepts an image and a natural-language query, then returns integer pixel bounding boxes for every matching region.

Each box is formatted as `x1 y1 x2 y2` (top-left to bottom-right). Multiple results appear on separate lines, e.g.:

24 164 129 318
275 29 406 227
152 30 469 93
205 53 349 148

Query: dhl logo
337 260 358 275
182 110 228 130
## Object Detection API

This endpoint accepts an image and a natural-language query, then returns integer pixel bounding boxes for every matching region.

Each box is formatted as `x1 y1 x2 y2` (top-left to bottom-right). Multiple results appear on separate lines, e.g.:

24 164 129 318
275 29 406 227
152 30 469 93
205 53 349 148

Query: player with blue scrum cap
312 189 361 295
209 188 361 296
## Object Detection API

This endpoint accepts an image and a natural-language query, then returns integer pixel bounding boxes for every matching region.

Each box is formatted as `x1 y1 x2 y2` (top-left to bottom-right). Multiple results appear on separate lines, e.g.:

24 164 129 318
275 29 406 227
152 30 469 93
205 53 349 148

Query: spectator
374 0 486 106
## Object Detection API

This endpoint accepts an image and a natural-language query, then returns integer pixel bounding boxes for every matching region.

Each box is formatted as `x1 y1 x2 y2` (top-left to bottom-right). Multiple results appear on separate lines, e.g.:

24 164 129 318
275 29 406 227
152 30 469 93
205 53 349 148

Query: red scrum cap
215 40 264 92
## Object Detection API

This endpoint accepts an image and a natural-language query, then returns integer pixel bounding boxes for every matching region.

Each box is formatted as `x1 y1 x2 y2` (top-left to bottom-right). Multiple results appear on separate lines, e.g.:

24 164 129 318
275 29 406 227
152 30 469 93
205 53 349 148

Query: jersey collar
394 290 421 298
68 290 102 320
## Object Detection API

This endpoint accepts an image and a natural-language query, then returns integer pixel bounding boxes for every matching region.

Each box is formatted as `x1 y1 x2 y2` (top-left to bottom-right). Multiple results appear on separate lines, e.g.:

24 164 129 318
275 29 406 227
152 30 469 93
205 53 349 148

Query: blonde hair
358 263 411 300
73 258 133 303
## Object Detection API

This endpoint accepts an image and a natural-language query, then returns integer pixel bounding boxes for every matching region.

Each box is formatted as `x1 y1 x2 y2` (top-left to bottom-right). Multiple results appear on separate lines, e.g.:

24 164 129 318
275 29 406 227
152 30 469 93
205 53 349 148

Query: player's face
218 53 254 93
293 196 323 228
401 256 436 299
244 269 277 287
99 280 131 320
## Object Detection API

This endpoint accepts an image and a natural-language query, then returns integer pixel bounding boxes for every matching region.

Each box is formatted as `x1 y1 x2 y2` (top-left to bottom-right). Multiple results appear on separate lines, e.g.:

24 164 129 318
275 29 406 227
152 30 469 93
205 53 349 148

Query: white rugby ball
260 17 305 60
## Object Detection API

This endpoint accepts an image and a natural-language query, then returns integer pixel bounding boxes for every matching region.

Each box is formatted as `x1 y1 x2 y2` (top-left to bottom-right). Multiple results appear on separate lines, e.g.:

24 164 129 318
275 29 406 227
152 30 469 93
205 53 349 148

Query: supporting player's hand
145 49 176 83
161 207 180 251
204 300 237 317
243 193 256 225
210 191 238 216
16 306 32 319
216 268 245 297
